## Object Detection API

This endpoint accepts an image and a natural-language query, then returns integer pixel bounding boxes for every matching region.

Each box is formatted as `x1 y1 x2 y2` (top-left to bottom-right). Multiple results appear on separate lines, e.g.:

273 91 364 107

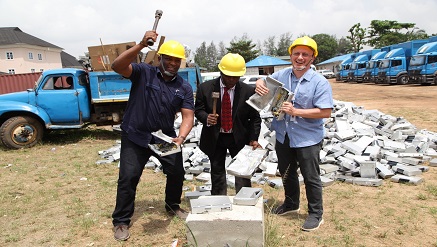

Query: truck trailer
0 66 202 149
408 36 437 85
378 40 428 84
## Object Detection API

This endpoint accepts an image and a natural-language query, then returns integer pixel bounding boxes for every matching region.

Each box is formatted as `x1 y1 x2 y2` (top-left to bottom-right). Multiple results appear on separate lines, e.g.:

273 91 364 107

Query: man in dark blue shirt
111 30 194 241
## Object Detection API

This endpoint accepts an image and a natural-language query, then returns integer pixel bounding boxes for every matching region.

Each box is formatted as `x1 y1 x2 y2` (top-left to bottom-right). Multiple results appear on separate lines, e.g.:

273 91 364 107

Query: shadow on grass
42 126 121 146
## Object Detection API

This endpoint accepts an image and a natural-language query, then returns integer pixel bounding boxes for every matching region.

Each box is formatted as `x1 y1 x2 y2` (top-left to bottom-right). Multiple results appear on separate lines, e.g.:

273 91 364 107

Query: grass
1 126 436 246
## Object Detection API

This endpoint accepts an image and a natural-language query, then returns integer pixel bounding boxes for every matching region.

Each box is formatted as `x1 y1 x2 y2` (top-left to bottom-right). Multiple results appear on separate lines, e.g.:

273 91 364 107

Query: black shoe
272 204 300 216
301 215 324 231
167 208 189 219
113 224 130 241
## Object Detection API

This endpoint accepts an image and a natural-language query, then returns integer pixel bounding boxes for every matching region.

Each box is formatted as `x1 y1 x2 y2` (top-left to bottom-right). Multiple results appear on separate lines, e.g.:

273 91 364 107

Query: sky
2 0 437 59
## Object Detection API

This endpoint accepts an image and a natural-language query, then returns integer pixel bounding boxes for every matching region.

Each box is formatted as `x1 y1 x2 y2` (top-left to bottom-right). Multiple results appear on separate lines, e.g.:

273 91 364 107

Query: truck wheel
397 75 408 84
0 116 44 149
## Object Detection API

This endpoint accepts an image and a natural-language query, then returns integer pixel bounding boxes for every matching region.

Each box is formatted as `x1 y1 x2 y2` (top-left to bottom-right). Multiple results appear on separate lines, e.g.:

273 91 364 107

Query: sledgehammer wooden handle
212 92 220 115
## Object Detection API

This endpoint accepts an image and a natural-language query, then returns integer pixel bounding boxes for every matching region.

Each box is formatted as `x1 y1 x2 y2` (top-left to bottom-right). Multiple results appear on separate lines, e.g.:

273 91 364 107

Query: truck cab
363 48 389 83
337 56 354 82
378 40 428 84
408 41 437 85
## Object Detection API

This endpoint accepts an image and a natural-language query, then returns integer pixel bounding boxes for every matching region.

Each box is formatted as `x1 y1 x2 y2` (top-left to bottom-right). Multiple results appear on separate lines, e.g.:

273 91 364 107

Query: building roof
246 55 291 67
317 53 353 65
0 27 62 49
61 51 81 68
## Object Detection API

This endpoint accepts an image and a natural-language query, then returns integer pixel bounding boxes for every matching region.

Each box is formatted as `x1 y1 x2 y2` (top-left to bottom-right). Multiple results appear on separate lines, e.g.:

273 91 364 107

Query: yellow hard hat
218 53 246 77
288 36 318 57
157 40 186 59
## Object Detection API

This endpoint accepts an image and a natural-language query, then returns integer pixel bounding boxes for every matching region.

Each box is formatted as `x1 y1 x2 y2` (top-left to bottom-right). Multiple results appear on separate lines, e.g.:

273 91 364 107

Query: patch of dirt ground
330 80 437 132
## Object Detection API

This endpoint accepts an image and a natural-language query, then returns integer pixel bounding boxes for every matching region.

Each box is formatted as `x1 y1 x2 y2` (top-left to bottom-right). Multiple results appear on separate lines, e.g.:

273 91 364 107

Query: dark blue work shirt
121 63 194 147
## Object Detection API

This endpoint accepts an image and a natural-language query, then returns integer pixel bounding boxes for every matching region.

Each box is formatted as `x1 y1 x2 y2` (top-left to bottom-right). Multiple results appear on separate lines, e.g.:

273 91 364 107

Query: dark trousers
112 132 185 226
209 133 251 195
275 135 323 217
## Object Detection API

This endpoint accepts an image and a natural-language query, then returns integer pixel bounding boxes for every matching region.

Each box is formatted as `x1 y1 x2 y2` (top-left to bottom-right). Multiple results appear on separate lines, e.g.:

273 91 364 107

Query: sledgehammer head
147 10 164 46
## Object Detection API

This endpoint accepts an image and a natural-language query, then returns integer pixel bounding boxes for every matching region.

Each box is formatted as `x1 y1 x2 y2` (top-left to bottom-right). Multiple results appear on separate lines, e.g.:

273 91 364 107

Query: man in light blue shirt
255 36 333 231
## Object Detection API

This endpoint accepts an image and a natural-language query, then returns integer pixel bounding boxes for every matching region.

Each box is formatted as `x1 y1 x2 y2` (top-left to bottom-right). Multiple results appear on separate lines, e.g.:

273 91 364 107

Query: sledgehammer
212 92 220 115
147 9 163 46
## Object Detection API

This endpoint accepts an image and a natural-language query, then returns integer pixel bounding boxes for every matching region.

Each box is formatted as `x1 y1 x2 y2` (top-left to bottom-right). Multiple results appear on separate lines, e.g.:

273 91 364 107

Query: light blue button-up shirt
270 67 333 148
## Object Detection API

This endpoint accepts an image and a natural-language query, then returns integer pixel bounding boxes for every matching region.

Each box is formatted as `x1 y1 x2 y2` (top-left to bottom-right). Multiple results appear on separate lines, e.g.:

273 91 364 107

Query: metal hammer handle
147 10 163 46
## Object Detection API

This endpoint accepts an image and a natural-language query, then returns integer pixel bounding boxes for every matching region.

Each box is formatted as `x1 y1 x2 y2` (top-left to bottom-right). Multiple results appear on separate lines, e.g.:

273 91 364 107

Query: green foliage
194 42 208 69
311 34 339 64
347 23 366 52
367 20 430 48
277 32 293 56
263 36 277 56
338 37 353 54
226 33 260 63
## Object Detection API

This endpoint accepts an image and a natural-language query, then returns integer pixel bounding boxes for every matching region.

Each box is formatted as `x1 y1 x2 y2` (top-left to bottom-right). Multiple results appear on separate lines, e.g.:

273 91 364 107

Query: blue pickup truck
0 66 202 149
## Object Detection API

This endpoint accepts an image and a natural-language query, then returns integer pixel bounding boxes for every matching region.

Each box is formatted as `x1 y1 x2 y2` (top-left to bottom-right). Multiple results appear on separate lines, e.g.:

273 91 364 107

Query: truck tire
0 116 44 149
397 75 408 85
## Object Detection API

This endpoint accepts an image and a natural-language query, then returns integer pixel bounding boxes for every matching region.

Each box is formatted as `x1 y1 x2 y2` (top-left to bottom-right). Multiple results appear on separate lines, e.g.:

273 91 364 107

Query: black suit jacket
195 77 261 157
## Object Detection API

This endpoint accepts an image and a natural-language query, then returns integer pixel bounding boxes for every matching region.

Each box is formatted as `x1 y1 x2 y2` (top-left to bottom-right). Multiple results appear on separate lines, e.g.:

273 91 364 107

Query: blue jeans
112 132 185 226
275 135 323 217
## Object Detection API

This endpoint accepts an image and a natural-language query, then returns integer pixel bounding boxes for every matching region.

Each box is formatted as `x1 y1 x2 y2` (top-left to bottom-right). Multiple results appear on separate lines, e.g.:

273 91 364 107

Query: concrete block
363 145 381 160
233 187 263 206
383 139 406 151
186 196 264 247
261 162 278 177
320 175 335 187
358 161 377 178
336 175 383 187
376 163 395 178
185 190 211 200
190 196 232 214
320 164 339 174
429 158 437 167
334 129 356 141
390 174 424 185
392 164 422 176
401 157 421 166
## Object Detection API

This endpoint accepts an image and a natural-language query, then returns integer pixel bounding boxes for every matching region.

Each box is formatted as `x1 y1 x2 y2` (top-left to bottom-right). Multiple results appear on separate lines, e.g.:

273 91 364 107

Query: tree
206 41 218 71
217 41 227 59
277 32 293 56
226 33 260 63
337 37 353 55
194 42 208 69
311 34 338 64
263 36 277 56
347 23 366 52
367 20 429 48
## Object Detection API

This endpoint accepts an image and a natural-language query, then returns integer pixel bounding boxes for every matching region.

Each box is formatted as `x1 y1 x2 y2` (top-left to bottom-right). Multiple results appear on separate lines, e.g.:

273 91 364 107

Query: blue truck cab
0 66 202 149
378 40 428 84
337 55 354 82
363 47 390 83
408 37 437 85
348 49 380 82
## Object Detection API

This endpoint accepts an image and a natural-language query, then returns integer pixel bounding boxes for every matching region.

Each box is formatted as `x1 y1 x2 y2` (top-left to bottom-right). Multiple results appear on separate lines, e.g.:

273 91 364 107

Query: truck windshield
379 60 390 69
410 55 426 66
34 74 43 90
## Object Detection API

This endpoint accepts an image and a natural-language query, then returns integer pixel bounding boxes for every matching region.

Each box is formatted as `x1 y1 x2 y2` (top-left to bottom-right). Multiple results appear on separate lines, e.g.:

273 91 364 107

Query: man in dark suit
195 53 262 195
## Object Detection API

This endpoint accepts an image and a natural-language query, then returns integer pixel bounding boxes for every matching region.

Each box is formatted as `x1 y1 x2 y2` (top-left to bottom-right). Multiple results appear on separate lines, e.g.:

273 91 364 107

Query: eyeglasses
292 52 312 58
